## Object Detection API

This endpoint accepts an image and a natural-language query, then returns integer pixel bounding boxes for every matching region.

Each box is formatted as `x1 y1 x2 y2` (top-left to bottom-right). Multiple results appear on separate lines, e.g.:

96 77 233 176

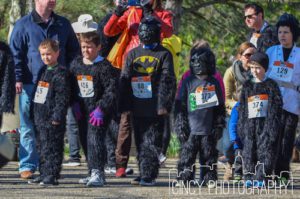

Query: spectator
10 0 79 179
244 3 278 52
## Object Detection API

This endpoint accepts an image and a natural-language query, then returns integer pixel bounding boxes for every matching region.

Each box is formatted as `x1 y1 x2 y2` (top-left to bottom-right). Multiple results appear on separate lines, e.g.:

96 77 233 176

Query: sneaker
218 155 228 164
131 176 141 185
139 178 156 186
223 163 233 180
116 167 126 177
279 177 289 187
158 153 167 165
39 175 58 186
86 169 105 187
105 167 116 174
244 180 252 188
233 174 242 183
253 181 265 188
126 167 134 175
28 176 43 184
62 161 81 167
79 176 91 184
207 181 216 189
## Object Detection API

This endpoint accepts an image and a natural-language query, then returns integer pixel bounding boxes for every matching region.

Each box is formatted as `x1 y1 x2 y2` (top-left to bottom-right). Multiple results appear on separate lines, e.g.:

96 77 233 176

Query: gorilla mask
138 16 161 45
190 47 216 76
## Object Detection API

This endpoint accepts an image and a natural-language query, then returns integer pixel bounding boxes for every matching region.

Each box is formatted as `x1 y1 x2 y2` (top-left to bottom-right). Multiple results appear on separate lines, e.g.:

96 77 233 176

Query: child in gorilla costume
30 39 70 186
175 46 225 187
118 16 176 186
238 52 282 187
70 32 117 187
0 41 16 168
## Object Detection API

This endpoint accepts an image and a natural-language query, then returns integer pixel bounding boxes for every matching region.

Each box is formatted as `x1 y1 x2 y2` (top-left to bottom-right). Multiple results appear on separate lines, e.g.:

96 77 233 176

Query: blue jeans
18 84 38 172
66 107 81 162
217 117 232 158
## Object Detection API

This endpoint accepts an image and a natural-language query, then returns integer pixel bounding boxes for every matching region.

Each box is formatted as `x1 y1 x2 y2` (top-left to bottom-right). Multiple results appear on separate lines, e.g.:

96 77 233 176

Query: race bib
248 94 268 119
269 60 294 82
191 85 219 110
77 75 94 98
33 81 49 104
131 76 152 99
249 33 261 48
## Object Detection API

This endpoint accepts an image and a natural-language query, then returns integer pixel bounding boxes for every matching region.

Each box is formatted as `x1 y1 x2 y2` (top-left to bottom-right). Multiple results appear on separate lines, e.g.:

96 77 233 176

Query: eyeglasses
244 13 257 20
242 53 253 58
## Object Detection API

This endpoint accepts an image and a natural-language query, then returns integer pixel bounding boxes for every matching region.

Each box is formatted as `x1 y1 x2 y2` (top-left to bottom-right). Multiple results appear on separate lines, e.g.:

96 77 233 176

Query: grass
167 133 180 158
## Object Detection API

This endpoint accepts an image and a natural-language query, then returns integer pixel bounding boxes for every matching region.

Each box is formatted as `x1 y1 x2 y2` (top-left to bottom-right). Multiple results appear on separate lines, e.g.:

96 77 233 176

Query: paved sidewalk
1 159 300 198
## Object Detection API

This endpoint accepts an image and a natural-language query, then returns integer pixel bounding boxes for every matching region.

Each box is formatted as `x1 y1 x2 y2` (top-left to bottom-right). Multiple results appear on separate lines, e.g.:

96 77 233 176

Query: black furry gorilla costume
69 55 117 178
238 78 282 182
175 46 225 184
119 16 176 182
0 41 16 167
33 65 70 182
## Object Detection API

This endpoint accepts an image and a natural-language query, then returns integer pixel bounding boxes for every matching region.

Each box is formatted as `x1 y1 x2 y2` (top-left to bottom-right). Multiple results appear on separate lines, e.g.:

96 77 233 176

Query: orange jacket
104 7 173 68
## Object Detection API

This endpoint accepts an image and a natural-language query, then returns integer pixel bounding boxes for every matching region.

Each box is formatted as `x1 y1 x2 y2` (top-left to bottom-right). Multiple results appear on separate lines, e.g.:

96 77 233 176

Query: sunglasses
242 53 253 58
244 13 257 20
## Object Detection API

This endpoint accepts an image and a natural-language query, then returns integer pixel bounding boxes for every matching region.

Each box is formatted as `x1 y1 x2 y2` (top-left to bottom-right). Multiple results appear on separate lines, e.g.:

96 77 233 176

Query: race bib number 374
248 94 269 119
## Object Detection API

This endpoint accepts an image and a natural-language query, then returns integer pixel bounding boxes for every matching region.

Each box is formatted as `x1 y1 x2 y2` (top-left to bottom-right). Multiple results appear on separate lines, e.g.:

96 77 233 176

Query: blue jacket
10 11 79 84
229 101 243 150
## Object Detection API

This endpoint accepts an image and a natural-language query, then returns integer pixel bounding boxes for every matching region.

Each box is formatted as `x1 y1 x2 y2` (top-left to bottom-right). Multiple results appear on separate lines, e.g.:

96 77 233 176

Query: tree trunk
7 0 26 43
165 0 183 34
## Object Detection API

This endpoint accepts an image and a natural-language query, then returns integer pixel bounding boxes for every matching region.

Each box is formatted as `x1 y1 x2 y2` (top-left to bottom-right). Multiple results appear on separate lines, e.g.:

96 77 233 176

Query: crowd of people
0 0 299 189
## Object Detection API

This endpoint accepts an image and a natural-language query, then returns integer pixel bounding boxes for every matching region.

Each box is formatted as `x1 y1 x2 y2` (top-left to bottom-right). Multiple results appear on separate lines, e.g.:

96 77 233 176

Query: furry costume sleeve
51 67 70 122
261 80 282 143
157 51 176 113
0 42 15 113
212 80 226 131
118 52 133 113
237 87 247 141
174 79 190 144
96 60 118 115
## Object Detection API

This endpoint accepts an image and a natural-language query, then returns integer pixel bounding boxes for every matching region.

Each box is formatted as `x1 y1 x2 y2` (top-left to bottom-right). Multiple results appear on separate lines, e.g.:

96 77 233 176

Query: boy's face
249 63 265 81
81 41 100 61
39 47 59 66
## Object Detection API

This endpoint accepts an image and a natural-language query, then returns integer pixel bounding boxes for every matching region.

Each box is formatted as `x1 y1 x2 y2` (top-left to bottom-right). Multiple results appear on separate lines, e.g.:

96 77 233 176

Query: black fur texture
237 79 282 181
33 65 70 178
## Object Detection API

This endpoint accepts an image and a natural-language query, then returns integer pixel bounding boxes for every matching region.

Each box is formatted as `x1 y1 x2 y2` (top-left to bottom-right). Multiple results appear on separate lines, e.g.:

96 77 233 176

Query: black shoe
28 176 43 184
131 176 141 185
39 175 59 186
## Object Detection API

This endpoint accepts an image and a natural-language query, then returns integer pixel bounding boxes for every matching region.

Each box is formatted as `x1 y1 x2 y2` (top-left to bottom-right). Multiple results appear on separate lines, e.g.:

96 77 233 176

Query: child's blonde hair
39 39 60 52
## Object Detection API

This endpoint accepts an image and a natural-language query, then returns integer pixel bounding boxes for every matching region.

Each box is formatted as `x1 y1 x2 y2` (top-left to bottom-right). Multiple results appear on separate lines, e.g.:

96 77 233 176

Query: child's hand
52 121 60 125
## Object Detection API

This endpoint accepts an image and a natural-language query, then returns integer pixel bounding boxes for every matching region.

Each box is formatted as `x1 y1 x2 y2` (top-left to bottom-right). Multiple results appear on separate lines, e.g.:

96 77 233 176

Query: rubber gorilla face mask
138 17 161 45
190 48 216 76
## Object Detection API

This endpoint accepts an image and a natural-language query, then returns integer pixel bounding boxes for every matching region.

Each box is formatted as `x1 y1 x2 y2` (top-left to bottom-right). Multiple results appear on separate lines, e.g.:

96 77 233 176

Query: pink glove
72 102 82 121
89 107 104 126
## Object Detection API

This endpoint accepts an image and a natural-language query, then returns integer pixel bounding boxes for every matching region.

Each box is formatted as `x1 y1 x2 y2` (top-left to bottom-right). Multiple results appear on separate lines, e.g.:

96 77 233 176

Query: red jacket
104 7 173 68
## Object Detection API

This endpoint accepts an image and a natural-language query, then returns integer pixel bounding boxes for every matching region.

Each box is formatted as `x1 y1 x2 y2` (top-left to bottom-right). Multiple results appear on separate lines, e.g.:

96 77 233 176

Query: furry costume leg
177 135 199 181
242 129 256 181
275 110 298 179
105 117 119 167
87 124 107 175
77 114 88 160
37 125 65 178
199 134 218 183
133 117 164 180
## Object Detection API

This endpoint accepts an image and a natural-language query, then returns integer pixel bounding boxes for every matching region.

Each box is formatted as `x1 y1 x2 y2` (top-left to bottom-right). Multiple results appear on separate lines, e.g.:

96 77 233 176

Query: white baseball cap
72 14 98 33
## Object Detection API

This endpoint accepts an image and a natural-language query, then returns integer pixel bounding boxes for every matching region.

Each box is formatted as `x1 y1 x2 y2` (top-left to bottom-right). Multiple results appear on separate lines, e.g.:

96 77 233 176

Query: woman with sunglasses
222 42 256 181
266 13 300 185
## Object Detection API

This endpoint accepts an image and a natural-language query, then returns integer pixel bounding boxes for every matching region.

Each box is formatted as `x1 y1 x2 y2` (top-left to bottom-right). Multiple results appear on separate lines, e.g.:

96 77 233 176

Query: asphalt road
1 159 300 198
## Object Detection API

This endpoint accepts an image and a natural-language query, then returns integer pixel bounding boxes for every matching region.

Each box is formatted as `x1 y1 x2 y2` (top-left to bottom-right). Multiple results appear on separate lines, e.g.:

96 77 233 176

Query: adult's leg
66 108 81 162
18 84 38 173
161 115 171 155
115 111 132 169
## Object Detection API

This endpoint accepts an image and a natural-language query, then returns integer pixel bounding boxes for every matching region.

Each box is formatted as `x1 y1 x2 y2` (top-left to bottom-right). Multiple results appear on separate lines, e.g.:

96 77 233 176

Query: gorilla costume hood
189 47 216 76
